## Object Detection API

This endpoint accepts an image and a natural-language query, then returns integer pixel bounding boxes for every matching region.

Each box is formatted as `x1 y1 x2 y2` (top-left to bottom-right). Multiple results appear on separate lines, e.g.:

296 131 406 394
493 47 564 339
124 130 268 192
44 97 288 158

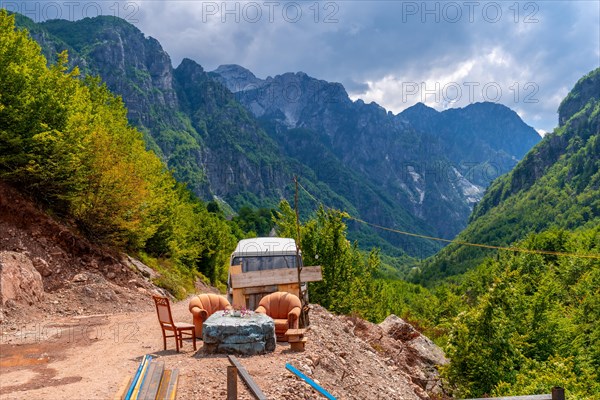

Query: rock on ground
0 181 162 329
203 312 276 355
0 251 44 306
347 312 449 397
380 315 448 366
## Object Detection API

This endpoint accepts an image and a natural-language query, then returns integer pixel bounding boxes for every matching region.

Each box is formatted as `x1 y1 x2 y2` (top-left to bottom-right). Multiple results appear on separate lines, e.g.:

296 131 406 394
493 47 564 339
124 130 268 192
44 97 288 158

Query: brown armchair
189 294 232 338
255 292 301 341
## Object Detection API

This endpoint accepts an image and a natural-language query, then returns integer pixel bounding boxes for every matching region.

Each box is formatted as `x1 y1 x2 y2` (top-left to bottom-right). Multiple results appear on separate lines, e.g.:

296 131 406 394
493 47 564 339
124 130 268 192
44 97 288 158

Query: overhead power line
295 180 600 261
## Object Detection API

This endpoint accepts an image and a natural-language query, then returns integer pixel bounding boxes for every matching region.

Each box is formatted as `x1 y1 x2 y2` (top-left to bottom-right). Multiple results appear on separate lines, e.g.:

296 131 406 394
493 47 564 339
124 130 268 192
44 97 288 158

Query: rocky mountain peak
212 69 349 127
177 58 207 81
461 101 523 120
398 100 540 187
398 102 440 121
558 68 600 126
211 63 264 92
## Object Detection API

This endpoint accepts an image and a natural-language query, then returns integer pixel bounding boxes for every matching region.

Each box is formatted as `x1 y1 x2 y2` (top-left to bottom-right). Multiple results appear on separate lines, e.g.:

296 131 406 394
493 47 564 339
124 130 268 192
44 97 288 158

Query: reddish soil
0 181 156 330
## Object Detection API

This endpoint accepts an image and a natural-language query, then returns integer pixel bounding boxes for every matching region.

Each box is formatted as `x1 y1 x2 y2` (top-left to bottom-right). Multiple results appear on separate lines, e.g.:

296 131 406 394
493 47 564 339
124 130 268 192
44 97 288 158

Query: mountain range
15 14 541 258
3 9 599 397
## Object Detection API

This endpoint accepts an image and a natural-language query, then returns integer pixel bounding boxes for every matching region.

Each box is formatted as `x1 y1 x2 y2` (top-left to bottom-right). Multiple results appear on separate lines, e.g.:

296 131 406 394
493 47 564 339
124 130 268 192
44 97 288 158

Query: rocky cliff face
35 16 291 201
37 16 206 191
42 16 179 127
558 68 600 127
174 59 291 199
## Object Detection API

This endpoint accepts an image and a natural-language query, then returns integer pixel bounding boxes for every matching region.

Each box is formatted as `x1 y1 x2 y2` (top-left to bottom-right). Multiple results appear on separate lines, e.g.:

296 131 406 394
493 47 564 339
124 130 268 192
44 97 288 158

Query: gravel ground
1 300 439 399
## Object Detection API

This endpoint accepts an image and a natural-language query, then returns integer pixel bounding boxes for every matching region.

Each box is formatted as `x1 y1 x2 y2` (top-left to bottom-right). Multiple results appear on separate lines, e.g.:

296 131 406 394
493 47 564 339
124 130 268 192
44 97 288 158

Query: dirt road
1 299 293 399
0 298 430 400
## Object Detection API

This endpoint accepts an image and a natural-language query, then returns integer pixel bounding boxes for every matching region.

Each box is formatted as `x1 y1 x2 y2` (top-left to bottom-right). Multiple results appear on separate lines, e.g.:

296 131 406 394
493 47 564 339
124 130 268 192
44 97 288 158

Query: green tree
441 229 600 398
274 201 380 318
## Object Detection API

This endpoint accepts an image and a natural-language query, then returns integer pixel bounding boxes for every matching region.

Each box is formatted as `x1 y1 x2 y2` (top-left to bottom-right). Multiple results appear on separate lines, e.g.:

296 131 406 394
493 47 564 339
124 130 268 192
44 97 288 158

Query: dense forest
1 11 598 399
271 198 600 398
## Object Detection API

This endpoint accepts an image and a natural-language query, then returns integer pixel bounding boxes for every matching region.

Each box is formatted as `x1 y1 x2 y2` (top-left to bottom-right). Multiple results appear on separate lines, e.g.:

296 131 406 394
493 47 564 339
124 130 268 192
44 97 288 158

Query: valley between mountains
1 9 599 399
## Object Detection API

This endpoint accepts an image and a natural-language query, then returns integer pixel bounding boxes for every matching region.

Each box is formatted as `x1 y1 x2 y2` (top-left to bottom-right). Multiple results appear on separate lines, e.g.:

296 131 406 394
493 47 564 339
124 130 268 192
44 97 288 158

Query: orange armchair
189 294 232 338
255 292 301 341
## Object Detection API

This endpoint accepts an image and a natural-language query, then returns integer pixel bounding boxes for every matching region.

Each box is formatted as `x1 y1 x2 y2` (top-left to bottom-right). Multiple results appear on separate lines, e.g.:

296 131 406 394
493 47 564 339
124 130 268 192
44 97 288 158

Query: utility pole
294 176 309 327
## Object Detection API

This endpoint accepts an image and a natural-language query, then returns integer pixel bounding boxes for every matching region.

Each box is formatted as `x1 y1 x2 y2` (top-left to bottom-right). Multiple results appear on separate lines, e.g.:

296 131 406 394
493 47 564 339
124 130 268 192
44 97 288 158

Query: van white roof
232 237 298 256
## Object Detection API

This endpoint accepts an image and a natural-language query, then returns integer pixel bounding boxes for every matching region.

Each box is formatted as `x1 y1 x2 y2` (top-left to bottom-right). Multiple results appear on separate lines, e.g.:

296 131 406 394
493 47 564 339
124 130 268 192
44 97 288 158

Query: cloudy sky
9 0 599 133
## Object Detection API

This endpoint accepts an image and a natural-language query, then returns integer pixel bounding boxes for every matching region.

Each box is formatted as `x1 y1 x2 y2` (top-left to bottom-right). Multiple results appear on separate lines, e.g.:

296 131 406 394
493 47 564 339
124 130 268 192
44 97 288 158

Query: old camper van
227 237 306 308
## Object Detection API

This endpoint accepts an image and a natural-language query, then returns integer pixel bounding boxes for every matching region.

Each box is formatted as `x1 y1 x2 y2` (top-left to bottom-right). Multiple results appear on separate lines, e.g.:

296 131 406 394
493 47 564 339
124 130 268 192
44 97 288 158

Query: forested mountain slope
406 70 600 399
419 68 600 280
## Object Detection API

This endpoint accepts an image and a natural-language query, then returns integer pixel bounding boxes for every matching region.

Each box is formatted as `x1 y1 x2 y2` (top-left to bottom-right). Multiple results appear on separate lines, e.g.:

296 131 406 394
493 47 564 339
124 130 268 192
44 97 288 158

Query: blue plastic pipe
285 363 336 400
125 354 150 400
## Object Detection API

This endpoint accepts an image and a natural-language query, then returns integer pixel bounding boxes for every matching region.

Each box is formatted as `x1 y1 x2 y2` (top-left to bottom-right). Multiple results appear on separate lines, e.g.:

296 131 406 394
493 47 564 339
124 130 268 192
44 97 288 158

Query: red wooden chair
152 295 196 352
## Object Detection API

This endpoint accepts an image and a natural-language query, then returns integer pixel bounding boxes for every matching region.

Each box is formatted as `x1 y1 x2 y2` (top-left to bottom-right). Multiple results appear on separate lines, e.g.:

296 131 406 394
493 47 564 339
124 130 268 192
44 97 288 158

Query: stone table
202 311 276 355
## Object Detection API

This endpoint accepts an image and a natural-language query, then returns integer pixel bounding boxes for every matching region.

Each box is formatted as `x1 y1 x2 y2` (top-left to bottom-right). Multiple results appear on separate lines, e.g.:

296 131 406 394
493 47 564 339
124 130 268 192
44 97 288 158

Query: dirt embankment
0 181 158 329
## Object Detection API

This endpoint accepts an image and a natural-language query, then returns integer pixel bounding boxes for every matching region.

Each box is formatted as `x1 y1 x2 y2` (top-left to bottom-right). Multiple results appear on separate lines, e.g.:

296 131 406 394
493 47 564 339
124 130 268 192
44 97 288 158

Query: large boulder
0 251 44 306
123 255 158 279
379 314 448 395
380 314 448 365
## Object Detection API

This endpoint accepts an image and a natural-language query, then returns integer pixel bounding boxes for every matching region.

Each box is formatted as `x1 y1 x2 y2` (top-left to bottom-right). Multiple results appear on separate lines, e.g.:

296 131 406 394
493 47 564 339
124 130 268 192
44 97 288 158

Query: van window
232 255 300 273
